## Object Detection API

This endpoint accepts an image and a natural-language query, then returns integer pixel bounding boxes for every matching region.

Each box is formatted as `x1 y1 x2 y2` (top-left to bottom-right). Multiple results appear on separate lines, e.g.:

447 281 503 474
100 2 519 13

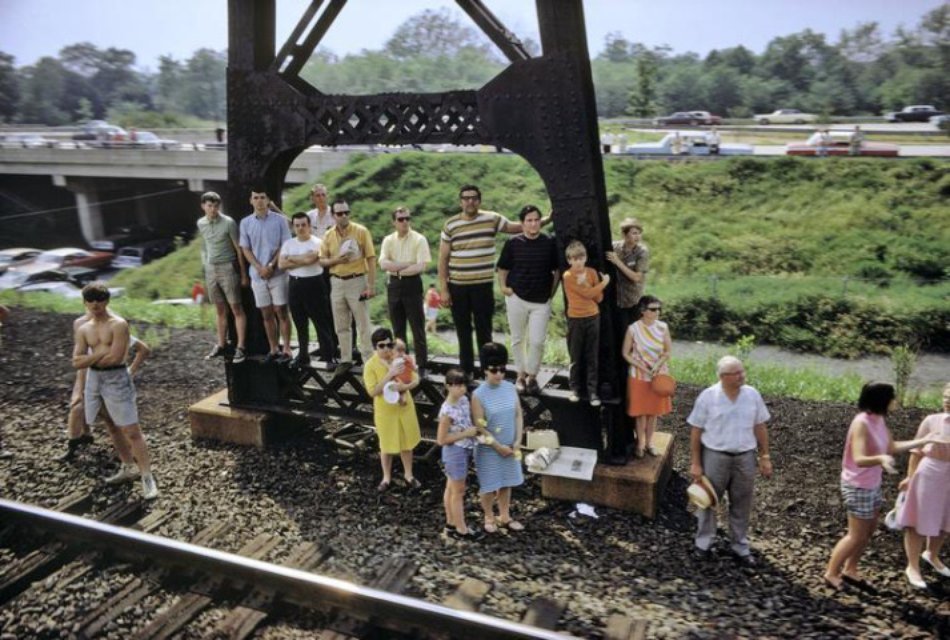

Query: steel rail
0 499 576 640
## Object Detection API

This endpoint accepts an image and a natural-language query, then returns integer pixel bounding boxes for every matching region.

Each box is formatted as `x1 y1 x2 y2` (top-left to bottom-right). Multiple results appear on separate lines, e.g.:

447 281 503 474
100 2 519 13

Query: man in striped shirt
438 185 522 378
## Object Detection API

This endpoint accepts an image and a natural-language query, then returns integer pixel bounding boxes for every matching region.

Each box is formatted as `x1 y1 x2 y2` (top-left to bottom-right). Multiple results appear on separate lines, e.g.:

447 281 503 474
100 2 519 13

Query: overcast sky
0 0 944 69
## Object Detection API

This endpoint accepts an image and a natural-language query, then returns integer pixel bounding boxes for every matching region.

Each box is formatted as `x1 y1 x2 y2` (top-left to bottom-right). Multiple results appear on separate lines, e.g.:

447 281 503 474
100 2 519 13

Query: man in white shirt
688 356 773 566
379 206 431 375
306 183 340 361
278 213 336 367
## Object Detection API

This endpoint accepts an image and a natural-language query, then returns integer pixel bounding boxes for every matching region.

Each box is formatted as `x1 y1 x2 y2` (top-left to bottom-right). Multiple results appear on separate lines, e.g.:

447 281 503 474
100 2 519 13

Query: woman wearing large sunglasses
471 342 525 533
363 327 422 492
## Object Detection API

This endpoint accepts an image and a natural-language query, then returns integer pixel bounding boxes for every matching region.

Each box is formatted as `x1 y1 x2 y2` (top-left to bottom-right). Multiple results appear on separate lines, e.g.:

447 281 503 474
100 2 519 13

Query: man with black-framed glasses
438 184 522 379
379 206 431 377
320 198 376 372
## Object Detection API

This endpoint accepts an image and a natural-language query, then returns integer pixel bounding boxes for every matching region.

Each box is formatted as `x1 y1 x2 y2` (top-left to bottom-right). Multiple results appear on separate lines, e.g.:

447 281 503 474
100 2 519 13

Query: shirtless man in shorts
73 282 158 499
61 313 150 463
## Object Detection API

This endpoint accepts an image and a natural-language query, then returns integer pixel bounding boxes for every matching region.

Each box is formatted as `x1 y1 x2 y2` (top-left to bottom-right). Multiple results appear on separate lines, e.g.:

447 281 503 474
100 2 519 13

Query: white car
624 131 753 156
131 131 180 149
753 109 818 125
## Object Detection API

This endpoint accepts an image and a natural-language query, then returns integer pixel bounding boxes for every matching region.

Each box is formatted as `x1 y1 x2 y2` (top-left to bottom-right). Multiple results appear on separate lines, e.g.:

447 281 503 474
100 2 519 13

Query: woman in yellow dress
363 327 422 492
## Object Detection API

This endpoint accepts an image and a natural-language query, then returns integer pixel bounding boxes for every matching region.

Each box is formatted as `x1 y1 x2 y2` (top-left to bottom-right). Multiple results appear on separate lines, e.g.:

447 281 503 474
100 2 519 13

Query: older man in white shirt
688 355 773 566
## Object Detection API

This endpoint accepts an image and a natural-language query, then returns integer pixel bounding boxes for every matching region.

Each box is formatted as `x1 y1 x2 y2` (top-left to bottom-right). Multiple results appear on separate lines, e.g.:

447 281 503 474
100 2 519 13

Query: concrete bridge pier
54 175 104 245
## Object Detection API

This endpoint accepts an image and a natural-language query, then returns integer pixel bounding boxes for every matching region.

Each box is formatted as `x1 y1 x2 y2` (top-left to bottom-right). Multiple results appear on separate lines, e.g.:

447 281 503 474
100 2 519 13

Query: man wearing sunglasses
379 206 431 377
320 198 377 371
438 185 523 378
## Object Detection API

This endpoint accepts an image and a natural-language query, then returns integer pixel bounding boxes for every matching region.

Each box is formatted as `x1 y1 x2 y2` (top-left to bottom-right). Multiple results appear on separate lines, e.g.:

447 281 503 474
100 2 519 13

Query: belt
289 273 321 280
332 273 365 280
90 364 127 372
708 448 756 457
389 273 421 282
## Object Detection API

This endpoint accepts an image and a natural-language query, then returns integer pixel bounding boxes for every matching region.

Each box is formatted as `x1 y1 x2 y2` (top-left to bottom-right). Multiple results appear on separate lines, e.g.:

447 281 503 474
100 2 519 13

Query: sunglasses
396 216 411 222
83 294 109 302
485 366 506 374
647 306 662 312
376 341 395 349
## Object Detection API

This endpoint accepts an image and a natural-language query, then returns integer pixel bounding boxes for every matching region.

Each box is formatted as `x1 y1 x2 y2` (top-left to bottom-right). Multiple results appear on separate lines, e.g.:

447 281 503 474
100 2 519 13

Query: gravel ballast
0 307 947 639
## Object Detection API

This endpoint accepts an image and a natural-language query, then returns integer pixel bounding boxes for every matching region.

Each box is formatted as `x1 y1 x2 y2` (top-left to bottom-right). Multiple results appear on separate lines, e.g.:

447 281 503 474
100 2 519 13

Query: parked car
15 281 125 299
625 131 753 156
785 131 899 157
130 131 179 149
753 109 818 125
32 247 114 271
111 239 175 269
0 248 42 275
2 133 55 148
653 111 722 126
885 105 944 123
90 225 156 252
0 266 75 290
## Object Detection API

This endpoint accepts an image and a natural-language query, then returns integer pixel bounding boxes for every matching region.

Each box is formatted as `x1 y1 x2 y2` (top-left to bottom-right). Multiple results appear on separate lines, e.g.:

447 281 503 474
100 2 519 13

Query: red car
654 111 722 126
33 247 115 270
786 131 899 157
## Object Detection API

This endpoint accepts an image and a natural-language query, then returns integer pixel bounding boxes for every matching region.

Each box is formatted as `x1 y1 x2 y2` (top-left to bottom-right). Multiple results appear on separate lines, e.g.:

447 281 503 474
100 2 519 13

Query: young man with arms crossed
73 283 158 499
197 191 249 363
239 187 293 362
379 206 431 377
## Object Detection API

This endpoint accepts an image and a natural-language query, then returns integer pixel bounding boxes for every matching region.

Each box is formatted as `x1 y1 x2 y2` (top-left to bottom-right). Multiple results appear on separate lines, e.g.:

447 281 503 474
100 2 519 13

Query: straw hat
687 476 718 510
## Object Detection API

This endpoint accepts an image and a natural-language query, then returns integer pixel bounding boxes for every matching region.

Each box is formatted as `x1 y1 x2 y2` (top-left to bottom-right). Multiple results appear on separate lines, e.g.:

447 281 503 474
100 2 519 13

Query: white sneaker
105 464 140 485
569 392 580 403
141 473 159 500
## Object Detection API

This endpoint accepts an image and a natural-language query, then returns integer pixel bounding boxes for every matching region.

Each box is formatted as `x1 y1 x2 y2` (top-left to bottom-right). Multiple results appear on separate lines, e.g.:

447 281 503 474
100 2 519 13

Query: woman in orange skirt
622 295 672 457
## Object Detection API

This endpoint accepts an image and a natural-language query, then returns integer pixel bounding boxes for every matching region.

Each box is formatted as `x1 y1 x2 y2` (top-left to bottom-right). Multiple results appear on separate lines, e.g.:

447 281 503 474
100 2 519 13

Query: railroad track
0 497 646 639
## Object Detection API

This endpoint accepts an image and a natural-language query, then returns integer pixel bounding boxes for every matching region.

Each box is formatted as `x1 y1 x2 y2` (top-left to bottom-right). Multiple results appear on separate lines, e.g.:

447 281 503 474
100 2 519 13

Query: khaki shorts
205 262 241 305
251 273 289 308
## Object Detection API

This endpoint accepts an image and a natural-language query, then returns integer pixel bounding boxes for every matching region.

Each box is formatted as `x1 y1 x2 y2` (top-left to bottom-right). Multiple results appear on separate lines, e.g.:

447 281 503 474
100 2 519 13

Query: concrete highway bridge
0 145 358 246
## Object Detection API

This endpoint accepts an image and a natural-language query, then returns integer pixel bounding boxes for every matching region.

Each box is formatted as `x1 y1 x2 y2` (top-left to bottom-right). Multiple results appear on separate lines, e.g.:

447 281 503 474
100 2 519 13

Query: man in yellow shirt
379 206 431 376
320 199 376 372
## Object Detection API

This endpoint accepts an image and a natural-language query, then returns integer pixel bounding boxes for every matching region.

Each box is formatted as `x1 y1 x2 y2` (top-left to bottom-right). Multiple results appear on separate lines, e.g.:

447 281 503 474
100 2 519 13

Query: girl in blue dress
472 342 525 533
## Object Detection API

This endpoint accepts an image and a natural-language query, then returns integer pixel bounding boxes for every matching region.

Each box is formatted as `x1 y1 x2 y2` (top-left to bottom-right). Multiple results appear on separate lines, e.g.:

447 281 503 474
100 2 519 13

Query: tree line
0 6 945 126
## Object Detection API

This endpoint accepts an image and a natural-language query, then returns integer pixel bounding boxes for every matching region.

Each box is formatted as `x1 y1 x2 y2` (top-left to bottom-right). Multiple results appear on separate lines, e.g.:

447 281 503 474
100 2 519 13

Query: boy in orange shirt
563 240 610 406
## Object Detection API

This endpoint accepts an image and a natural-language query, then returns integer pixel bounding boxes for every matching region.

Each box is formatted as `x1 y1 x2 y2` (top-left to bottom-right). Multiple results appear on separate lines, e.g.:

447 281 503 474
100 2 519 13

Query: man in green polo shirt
196 191 248 363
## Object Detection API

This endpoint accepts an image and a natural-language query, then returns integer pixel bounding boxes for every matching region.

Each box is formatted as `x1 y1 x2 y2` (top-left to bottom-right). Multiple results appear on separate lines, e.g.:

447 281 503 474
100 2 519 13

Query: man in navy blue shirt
496 205 560 394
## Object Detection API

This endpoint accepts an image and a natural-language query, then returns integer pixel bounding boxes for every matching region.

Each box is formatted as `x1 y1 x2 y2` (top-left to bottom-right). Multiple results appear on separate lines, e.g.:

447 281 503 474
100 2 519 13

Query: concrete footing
541 431 675 518
188 388 289 448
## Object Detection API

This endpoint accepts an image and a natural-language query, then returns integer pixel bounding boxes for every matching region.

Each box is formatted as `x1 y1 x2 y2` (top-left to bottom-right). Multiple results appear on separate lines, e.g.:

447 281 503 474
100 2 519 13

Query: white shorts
425 306 439 321
250 273 289 308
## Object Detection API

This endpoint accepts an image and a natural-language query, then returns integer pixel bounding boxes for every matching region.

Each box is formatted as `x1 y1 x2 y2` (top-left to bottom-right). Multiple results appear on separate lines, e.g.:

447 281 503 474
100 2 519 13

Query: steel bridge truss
225 0 633 461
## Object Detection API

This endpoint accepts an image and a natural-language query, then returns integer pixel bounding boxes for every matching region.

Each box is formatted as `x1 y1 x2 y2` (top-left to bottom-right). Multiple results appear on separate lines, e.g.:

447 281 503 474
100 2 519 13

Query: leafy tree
626 53 658 117
179 49 226 121
0 52 19 123
600 32 633 62
384 8 491 60
17 57 70 124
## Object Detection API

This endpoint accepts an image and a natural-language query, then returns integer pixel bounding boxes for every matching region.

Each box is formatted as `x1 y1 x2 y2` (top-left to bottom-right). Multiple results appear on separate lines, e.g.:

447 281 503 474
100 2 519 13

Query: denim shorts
442 444 472 481
84 367 138 427
841 482 883 520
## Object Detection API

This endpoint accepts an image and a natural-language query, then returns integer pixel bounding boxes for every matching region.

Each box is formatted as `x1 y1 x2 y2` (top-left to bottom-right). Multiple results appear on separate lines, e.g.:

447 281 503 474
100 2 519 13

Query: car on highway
1 133 55 148
0 248 42 275
785 131 899 157
33 247 115 271
886 105 944 123
0 265 76 290
111 239 174 269
130 131 179 149
753 109 818 125
625 131 753 156
653 111 722 126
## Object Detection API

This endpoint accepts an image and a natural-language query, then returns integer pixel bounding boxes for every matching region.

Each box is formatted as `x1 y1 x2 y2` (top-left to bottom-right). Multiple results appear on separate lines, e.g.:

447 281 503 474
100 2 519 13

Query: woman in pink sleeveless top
898 382 950 589
823 382 939 591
